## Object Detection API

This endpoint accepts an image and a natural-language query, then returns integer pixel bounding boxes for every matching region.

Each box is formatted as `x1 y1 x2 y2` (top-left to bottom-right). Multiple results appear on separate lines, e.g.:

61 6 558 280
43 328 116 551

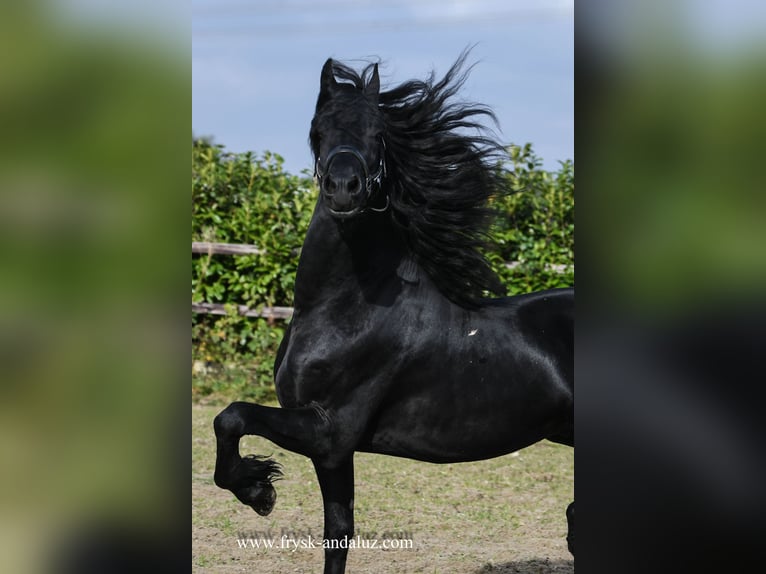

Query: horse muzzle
315 143 387 219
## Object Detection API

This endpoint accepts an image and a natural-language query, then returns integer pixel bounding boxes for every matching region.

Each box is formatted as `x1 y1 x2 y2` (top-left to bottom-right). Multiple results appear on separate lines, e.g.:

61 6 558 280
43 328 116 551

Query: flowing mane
328 52 507 308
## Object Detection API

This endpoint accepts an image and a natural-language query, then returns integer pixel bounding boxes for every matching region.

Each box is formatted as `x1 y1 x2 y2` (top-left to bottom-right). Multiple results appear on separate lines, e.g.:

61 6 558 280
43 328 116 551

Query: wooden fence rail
192 302 293 320
192 241 265 256
192 242 572 320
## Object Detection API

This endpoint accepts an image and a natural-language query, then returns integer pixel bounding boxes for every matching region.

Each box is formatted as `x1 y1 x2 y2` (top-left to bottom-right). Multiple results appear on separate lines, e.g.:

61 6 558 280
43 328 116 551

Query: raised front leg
314 457 355 574
213 401 331 514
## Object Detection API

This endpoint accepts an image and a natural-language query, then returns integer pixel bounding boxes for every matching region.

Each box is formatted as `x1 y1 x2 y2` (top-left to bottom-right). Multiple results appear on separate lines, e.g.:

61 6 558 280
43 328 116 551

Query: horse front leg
213 401 331 514
314 457 355 574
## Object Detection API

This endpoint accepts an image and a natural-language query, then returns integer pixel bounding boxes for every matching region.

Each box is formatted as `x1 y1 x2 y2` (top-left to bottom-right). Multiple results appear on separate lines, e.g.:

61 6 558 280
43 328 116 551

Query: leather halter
314 141 389 214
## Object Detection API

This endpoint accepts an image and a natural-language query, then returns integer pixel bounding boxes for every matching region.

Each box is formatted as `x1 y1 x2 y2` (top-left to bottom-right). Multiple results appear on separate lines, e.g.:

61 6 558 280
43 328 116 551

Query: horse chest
274 325 361 408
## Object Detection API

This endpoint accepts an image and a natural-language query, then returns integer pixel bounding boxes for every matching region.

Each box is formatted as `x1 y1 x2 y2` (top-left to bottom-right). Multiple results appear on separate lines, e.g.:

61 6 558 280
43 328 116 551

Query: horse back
509 287 573 392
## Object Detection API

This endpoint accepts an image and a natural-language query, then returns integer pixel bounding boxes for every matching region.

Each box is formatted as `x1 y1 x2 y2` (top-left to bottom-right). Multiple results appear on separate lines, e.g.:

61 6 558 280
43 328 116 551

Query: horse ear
365 63 380 104
319 58 337 102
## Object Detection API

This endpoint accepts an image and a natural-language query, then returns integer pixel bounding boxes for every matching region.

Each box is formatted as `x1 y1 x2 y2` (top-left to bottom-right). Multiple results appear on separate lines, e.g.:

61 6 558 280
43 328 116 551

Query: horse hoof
234 483 277 516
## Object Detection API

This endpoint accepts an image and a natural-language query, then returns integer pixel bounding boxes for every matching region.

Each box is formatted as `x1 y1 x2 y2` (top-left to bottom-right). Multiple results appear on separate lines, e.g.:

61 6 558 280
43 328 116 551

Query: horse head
310 59 387 219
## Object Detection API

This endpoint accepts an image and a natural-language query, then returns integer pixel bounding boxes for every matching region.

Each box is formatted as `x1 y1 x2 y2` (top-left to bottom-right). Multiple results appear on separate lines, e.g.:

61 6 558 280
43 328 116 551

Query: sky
192 0 574 175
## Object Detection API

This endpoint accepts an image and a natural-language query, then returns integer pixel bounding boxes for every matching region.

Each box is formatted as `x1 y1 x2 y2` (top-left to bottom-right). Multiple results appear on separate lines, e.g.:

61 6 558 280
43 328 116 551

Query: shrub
192 139 315 402
487 143 575 294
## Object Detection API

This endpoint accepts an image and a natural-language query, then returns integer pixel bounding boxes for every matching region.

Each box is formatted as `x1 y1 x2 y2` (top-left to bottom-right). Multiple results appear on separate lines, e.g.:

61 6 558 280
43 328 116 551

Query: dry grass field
193 404 574 573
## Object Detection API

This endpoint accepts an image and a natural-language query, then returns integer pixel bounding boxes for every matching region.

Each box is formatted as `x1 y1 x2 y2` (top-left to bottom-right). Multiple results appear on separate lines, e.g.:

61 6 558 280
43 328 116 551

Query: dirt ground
193 404 574 573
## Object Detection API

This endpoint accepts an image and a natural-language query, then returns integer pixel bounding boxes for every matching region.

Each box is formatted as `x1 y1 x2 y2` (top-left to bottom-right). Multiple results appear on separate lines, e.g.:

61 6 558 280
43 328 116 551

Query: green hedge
192 139 573 402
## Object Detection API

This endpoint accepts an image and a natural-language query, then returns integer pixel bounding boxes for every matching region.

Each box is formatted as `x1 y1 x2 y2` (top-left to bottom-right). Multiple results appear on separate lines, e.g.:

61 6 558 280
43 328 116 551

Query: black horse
214 52 574 574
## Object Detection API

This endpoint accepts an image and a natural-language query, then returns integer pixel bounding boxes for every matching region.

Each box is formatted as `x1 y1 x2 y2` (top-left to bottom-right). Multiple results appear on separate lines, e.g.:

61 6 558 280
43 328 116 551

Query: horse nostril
348 175 361 195
323 176 337 195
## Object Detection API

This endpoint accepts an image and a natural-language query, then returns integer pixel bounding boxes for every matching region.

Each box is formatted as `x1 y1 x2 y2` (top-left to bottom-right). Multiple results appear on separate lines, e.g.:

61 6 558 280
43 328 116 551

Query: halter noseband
314 141 388 214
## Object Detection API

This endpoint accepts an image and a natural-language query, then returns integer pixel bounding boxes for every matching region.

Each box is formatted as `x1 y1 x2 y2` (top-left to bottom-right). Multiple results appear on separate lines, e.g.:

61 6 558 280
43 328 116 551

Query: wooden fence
192 241 264 256
192 242 294 320
192 242 573 321
191 302 293 320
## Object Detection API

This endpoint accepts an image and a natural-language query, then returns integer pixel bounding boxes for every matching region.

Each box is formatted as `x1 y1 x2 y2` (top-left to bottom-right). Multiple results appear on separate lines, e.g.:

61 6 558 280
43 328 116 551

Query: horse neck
293 200 406 311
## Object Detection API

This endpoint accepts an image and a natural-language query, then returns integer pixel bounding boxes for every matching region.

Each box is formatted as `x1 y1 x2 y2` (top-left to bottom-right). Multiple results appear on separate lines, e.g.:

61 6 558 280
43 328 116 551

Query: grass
192 403 574 573
192 365 277 405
